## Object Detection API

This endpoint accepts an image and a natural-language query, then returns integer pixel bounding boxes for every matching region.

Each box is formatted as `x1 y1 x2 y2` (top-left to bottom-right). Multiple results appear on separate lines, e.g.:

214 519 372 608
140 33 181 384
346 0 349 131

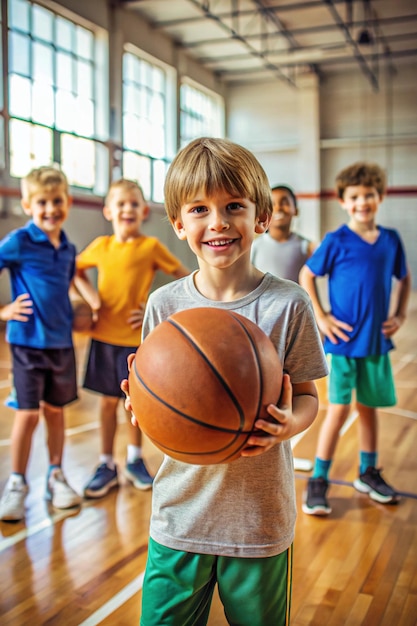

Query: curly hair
335 162 387 199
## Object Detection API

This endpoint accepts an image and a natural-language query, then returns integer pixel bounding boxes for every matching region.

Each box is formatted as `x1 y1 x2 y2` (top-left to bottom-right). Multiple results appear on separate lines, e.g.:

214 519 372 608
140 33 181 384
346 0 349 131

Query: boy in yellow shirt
77 179 189 498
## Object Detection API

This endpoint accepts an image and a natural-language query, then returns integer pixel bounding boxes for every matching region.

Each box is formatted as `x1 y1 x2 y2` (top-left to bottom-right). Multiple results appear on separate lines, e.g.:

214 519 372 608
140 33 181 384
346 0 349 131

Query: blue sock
47 464 61 477
360 451 377 475
312 457 332 480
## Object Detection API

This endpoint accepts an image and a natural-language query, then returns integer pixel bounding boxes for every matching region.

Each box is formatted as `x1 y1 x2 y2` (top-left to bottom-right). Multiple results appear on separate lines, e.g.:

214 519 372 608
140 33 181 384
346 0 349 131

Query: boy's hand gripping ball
128 307 282 464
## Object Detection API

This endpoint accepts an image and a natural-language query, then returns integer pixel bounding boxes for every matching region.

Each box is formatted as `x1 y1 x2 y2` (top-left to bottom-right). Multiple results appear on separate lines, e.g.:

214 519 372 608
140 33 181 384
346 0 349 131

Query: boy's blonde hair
21 166 69 202
336 162 387 199
164 137 273 221
106 178 146 205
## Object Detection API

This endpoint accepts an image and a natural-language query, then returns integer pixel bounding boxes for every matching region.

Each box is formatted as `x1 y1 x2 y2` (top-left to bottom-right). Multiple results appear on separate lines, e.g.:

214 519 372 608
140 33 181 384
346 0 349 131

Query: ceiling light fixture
357 0 374 46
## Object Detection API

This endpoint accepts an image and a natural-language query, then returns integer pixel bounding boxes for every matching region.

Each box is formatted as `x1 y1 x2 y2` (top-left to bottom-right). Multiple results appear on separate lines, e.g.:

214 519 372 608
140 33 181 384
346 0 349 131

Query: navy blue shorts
83 339 137 398
11 344 78 410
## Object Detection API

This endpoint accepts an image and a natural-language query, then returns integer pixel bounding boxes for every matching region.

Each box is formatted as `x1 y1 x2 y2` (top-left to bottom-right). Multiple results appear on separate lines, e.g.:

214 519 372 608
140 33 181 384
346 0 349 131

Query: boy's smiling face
172 189 269 271
21 184 71 239
270 188 297 232
339 184 382 227
103 186 149 241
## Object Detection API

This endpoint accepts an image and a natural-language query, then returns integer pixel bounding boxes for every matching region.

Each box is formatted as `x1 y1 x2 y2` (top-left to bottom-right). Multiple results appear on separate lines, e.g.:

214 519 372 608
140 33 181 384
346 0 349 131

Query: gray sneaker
0 475 29 521
353 467 399 504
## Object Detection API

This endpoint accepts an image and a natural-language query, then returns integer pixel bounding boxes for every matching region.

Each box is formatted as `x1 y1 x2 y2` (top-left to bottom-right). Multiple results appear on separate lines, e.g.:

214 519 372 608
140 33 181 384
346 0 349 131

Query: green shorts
140 537 292 626
328 354 397 407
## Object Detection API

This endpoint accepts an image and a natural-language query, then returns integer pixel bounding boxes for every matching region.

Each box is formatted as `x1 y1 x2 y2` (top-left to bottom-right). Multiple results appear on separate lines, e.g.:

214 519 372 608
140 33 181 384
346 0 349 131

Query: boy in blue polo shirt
0 166 82 522
300 162 411 516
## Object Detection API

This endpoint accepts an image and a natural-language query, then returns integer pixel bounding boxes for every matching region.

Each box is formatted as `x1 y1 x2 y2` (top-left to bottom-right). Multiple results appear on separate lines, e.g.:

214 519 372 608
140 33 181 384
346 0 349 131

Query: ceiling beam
184 0 298 87
122 0 353 28
177 14 417 49
322 0 379 90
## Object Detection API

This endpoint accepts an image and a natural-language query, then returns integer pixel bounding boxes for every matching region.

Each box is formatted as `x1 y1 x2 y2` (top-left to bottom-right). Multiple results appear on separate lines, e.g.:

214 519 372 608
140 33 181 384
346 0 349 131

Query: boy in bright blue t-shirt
0 166 83 522
300 162 411 516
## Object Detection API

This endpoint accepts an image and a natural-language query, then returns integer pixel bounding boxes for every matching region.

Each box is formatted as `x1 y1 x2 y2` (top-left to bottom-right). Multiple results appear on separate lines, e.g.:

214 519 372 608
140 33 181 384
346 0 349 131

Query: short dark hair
271 184 298 208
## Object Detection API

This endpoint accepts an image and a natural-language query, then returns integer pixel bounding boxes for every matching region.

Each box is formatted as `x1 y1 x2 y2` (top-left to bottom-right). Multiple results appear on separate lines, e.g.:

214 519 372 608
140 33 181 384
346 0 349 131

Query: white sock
99 454 115 469
127 445 142 463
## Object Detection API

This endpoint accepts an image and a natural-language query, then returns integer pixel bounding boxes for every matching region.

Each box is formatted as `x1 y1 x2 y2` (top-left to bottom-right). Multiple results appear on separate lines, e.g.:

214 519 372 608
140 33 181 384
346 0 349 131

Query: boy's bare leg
42 403 65 467
357 403 377 453
100 395 119 456
315 403 351 461
10 409 40 474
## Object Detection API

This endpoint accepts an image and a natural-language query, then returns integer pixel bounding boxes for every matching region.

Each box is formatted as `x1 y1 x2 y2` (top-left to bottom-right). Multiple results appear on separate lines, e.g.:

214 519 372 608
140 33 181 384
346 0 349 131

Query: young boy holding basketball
122 137 328 625
300 162 411 516
76 179 189 498
0 166 82 522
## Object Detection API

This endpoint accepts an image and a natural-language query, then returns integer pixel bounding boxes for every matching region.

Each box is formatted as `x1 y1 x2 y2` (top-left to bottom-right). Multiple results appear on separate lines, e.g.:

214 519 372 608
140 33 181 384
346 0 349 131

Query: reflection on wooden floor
0 294 416 625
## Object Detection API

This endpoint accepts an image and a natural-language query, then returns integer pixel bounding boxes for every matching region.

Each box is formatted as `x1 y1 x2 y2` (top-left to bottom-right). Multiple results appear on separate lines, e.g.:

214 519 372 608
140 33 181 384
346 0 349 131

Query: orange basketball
128 307 282 464
71 297 94 333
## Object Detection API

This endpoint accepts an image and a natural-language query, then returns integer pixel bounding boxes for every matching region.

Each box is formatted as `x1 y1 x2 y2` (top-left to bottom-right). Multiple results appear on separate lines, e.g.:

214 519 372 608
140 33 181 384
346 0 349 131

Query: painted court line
381 407 417 420
0 509 72 553
77 572 145 626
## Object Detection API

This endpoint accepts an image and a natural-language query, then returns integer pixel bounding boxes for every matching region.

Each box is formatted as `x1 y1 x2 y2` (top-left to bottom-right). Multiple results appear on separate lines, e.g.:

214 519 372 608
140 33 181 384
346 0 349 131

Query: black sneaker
302 477 331 516
353 467 399 504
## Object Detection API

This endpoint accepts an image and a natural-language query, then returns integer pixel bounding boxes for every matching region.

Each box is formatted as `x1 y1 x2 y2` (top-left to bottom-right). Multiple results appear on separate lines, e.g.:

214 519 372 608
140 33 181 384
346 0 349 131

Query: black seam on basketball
228 312 264 424
132 357 252 436
167 318 248 430
146 431 249 462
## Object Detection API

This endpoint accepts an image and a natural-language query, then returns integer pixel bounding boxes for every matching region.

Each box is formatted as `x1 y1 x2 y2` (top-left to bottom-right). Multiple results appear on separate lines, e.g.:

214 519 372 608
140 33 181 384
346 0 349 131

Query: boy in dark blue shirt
0 166 82 521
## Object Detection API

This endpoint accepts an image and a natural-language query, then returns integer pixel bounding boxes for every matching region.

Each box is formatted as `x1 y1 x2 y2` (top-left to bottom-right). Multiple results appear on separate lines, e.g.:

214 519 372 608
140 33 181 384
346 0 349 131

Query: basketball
70 295 94 333
128 307 282 464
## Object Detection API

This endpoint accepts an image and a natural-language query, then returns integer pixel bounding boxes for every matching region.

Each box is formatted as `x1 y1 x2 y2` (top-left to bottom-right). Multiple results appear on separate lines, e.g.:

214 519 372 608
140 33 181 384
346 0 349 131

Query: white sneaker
46 468 82 509
0 475 29 521
293 457 313 472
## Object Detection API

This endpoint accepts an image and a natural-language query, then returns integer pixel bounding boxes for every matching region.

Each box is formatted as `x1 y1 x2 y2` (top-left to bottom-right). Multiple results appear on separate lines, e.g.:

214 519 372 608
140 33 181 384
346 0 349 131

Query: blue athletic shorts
11 344 77 409
83 339 137 398
328 353 397 407
140 537 293 626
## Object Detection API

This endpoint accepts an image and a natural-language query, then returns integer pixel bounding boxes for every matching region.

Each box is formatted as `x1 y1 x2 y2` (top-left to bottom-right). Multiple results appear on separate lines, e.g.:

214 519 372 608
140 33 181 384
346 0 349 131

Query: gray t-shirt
142 272 328 558
251 231 311 283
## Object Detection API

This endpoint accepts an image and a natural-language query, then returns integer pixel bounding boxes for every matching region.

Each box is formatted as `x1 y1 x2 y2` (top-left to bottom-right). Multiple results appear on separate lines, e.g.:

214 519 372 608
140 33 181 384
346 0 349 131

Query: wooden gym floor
0 294 416 625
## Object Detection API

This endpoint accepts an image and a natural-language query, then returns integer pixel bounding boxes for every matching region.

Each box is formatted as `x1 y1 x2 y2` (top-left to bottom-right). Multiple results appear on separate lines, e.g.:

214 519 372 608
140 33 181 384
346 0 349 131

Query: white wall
227 64 417 287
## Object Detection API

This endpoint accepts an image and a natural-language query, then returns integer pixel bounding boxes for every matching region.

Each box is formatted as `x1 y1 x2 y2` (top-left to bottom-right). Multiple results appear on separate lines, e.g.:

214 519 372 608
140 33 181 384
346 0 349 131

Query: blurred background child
76 179 190 498
0 166 82 522
300 162 411 516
